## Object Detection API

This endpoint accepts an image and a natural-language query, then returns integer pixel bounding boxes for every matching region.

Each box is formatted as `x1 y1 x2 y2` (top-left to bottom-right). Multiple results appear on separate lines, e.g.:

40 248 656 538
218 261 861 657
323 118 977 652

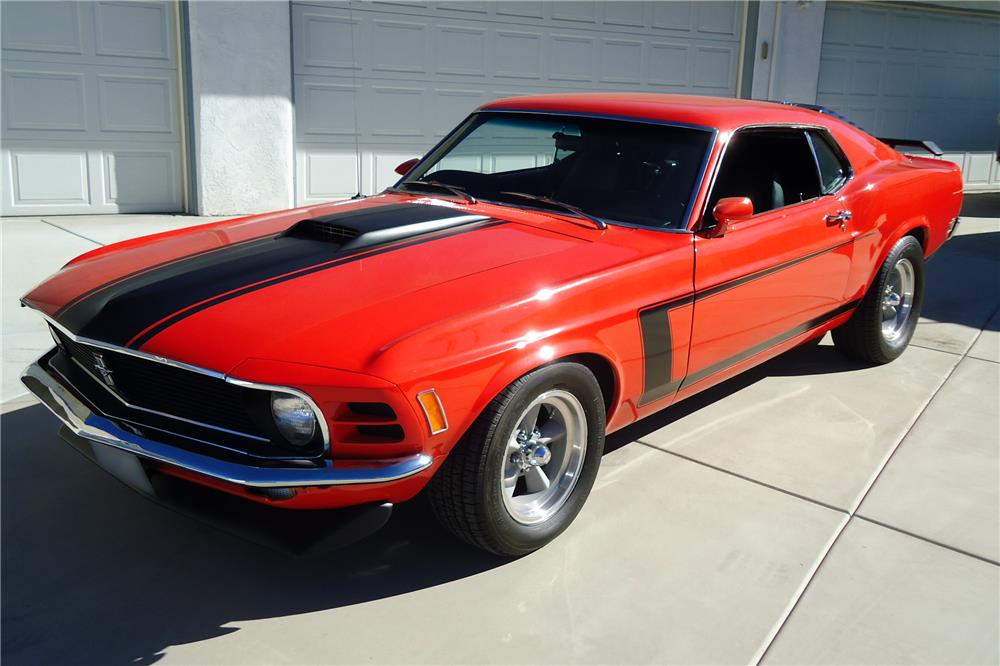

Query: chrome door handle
825 210 852 230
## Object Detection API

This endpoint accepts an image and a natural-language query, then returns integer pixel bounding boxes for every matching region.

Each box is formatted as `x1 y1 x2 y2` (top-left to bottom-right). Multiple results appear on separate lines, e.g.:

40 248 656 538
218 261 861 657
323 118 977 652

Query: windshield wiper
392 180 477 204
498 191 607 230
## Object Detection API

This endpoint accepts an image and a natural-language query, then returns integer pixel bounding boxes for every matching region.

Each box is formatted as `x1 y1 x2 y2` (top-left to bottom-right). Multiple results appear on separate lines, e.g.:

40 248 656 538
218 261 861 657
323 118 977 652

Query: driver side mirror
394 158 420 176
709 197 754 237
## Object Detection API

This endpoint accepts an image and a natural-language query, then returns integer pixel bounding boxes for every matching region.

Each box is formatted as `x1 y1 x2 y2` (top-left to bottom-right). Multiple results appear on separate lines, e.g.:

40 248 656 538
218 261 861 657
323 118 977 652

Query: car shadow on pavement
919 227 1000 332
0 336 870 666
2 401 512 664
959 192 1000 218
2 226 995 666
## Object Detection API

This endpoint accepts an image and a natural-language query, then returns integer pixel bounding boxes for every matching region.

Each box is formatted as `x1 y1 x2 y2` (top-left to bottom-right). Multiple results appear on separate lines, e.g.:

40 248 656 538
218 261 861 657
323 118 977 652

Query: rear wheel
833 235 924 364
428 363 605 556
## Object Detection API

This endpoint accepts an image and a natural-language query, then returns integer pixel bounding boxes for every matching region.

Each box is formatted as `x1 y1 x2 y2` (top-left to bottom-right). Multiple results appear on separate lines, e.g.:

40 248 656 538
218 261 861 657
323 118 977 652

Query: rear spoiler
876 138 944 157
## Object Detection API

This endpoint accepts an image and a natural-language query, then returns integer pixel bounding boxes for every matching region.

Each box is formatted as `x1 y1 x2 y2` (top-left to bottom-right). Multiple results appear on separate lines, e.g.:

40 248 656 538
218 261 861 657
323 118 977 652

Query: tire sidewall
480 363 605 555
874 237 925 359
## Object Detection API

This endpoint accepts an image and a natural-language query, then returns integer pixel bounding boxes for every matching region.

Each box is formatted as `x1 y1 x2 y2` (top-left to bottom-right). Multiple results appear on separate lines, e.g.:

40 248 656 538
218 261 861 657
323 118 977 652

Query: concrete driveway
2 199 998 665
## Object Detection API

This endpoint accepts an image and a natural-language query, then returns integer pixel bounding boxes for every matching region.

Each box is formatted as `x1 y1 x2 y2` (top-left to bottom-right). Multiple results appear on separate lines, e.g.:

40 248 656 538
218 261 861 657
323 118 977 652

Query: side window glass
809 131 851 193
707 129 822 218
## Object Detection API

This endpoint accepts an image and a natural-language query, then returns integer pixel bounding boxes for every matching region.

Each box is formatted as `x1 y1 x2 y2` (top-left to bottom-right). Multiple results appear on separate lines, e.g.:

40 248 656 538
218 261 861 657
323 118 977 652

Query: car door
683 126 855 391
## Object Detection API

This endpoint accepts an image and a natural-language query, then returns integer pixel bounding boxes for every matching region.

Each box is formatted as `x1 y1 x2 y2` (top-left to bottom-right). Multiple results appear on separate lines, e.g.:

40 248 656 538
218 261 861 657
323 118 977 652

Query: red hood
26 195 639 378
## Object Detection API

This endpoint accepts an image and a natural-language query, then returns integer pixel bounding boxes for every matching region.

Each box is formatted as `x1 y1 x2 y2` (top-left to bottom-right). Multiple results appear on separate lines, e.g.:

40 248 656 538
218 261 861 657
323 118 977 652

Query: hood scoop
287 218 360 244
285 203 490 251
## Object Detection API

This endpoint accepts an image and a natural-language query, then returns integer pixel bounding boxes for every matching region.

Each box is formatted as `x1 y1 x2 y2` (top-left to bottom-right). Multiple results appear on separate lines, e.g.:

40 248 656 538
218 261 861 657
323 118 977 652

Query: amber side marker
416 389 448 435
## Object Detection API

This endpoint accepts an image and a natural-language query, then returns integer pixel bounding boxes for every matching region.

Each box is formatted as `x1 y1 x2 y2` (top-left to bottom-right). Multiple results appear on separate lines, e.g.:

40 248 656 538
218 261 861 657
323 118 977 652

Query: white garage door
817 1 1000 190
1 1 185 215
292 1 745 204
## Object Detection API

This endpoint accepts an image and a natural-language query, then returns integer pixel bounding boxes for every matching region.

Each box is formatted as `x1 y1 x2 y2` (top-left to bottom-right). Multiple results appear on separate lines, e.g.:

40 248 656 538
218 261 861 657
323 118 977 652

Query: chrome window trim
38 311 331 450
691 122 857 232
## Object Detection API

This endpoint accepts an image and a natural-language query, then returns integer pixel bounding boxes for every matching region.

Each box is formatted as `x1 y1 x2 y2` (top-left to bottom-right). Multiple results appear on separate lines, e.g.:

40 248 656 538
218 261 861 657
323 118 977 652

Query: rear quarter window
808 130 852 194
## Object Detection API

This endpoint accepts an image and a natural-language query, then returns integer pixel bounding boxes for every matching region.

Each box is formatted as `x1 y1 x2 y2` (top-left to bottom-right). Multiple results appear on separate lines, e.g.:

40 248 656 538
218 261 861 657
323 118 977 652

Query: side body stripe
638 295 693 406
638 235 868 407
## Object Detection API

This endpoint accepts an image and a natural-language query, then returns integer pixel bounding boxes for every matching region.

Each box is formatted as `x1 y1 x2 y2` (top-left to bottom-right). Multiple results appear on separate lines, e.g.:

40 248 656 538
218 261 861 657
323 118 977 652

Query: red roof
479 93 835 133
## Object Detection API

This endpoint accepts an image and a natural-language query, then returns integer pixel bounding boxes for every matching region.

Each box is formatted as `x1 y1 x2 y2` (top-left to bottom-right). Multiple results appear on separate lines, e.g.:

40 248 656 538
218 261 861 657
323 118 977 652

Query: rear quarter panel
841 147 963 302
821 119 961 299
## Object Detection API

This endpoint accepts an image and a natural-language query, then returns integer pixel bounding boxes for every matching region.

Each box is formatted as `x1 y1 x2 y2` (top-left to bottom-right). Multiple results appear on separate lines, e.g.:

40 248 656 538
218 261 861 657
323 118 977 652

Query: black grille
54 329 258 436
287 218 359 243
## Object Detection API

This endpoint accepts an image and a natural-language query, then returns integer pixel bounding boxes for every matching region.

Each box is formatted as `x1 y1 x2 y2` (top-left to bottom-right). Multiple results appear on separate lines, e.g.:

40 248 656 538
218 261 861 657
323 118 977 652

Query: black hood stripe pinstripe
49 204 500 349
126 219 503 349
53 232 279 319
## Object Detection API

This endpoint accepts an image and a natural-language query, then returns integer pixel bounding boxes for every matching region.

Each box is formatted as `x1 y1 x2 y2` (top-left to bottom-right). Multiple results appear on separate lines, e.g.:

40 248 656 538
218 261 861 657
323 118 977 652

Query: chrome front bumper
21 357 433 489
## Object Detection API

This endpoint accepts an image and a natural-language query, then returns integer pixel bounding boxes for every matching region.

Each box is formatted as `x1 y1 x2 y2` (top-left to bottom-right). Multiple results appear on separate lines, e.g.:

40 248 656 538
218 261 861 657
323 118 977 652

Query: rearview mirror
394 158 420 176
709 197 754 237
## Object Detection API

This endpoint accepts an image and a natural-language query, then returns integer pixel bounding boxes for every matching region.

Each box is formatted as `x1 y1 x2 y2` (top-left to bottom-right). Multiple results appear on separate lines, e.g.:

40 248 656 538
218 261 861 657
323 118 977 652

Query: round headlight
270 391 317 446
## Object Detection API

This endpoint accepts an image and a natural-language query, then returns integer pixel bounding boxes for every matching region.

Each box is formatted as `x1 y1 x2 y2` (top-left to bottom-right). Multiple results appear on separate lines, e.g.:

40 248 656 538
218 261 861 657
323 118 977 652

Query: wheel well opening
906 227 927 252
560 353 616 416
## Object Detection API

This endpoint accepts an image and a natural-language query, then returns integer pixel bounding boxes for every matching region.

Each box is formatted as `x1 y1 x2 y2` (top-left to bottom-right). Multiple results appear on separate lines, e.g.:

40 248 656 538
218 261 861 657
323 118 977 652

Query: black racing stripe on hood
50 203 494 348
126 219 504 349
53 232 278 319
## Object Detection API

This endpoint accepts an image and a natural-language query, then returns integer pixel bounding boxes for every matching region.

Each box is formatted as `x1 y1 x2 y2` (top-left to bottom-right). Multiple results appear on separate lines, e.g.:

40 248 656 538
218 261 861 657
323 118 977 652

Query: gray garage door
1 1 185 215
292 0 745 204
817 1 1000 190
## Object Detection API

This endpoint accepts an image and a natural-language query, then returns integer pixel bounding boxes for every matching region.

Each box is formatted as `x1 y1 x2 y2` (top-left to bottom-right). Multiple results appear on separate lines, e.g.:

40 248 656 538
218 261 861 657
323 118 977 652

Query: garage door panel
435 25 488 76
93 1 173 61
600 37 643 84
547 33 594 82
3 69 88 132
0 1 182 214
7 150 91 204
651 3 692 32
692 44 737 92
2 141 183 215
0 1 83 56
3 61 181 141
696 1 740 37
292 4 743 87
648 42 690 87
819 0 999 165
495 30 544 80
293 0 744 204
103 149 179 207
97 74 177 134
296 1 742 44
296 80 359 137
299 151 360 201
604 2 645 29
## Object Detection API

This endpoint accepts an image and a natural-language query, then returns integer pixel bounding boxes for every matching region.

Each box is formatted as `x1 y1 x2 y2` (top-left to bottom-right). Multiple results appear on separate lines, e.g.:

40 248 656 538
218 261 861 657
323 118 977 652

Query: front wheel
833 235 925 364
428 363 606 556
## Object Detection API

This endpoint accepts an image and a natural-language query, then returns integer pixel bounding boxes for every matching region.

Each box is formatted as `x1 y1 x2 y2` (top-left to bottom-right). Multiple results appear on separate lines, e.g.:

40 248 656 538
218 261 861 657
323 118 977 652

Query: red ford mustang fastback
22 94 962 555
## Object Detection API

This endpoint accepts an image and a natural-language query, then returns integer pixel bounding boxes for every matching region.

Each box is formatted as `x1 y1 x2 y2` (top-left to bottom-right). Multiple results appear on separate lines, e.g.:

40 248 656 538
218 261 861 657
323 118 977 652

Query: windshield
400 112 713 229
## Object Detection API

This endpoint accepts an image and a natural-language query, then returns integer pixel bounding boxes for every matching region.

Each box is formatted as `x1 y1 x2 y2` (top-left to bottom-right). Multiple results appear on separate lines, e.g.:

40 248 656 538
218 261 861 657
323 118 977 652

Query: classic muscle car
22 94 962 555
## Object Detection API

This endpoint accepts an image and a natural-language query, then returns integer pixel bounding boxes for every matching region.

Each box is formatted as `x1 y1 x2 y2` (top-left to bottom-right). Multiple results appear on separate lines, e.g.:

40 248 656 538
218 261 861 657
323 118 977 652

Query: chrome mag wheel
881 257 916 342
500 389 588 525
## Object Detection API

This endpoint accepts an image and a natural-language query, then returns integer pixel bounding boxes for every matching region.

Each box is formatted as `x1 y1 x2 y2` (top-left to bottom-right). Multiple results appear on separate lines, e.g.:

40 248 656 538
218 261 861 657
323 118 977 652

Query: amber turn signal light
416 389 448 435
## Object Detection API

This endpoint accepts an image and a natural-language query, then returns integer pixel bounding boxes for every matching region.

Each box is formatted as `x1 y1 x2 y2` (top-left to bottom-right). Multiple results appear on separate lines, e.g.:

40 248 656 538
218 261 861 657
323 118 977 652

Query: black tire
427 362 606 556
833 235 925 364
